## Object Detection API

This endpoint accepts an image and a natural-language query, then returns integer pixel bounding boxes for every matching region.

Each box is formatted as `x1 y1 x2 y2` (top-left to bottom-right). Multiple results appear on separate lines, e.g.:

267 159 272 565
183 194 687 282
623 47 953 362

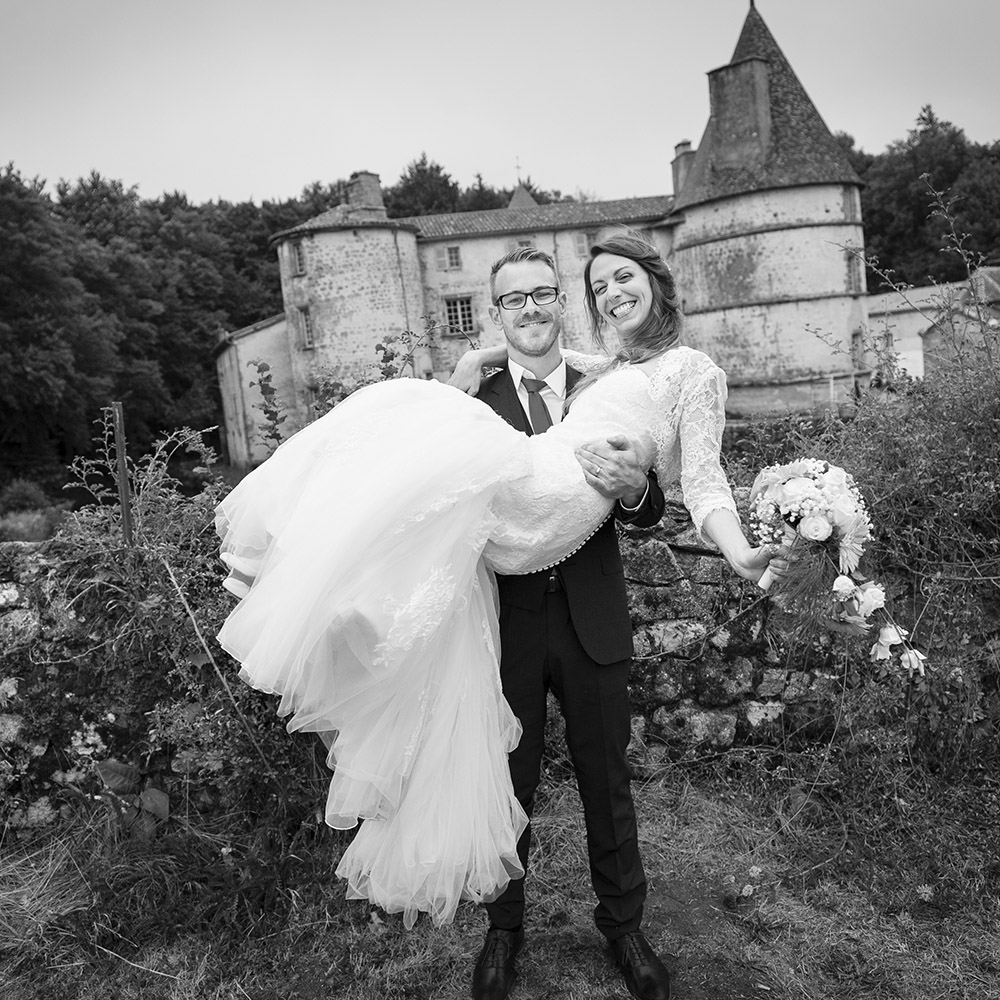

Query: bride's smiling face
588 253 653 343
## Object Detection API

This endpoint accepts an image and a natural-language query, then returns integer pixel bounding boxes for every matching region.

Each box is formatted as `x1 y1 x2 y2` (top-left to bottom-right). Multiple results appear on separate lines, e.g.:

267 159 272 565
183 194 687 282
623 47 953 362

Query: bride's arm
448 344 508 395
561 347 612 374
675 364 772 583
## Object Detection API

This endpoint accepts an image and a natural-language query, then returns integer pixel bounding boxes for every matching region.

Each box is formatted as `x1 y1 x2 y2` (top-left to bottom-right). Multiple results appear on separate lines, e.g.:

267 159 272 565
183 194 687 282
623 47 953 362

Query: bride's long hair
568 229 683 404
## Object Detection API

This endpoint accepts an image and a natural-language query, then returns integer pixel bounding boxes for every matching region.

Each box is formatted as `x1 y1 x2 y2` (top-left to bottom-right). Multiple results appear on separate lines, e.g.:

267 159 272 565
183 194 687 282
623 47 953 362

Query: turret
671 3 867 413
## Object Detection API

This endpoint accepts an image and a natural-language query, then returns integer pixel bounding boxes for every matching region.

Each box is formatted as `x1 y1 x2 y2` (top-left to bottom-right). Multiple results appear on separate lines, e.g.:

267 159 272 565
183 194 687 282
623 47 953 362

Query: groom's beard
505 311 562 358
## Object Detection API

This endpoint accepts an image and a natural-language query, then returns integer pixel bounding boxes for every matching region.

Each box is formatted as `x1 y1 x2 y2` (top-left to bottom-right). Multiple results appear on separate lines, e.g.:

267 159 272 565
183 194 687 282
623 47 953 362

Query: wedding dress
215 346 736 928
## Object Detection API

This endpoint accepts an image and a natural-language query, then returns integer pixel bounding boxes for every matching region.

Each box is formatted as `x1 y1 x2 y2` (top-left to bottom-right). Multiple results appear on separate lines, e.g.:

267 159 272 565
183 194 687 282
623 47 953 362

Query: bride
215 228 779 929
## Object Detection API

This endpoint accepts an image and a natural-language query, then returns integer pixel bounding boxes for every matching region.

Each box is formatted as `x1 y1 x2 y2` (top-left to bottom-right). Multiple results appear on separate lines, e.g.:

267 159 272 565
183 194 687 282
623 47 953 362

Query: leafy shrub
726 184 1000 759
0 508 66 542
0 478 49 514
2 408 324 842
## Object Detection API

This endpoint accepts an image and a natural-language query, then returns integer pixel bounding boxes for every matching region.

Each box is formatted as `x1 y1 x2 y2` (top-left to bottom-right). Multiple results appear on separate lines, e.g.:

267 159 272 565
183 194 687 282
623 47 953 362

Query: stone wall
617 486 836 762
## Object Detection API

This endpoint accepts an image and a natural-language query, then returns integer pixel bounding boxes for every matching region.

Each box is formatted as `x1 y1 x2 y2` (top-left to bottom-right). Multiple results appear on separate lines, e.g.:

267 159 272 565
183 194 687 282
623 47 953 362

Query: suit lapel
483 367 532 435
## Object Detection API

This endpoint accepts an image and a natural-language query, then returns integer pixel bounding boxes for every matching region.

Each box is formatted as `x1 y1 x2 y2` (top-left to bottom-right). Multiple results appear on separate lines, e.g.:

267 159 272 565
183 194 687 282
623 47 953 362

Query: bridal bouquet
750 458 925 671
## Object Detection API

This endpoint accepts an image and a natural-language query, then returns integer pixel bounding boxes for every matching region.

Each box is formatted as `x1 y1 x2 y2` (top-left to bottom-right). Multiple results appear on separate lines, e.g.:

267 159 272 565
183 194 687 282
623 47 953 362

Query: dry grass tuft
0 834 93 955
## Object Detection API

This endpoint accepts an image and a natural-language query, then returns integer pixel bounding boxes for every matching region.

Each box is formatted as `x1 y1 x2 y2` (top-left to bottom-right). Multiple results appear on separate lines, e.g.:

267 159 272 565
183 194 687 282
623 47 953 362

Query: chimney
671 141 696 197
707 56 772 168
346 171 387 221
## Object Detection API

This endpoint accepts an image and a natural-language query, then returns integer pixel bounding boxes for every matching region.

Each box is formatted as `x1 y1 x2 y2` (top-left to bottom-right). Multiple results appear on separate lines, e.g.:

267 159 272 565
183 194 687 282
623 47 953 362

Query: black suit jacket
476 364 665 664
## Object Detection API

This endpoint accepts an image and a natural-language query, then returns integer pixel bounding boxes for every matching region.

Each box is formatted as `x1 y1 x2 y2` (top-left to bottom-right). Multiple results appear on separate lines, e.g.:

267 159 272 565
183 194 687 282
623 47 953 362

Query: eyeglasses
495 286 559 310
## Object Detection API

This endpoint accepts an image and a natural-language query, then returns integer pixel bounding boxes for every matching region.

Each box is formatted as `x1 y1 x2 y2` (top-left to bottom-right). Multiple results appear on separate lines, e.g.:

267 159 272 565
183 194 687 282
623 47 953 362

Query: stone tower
671 3 867 412
269 171 426 398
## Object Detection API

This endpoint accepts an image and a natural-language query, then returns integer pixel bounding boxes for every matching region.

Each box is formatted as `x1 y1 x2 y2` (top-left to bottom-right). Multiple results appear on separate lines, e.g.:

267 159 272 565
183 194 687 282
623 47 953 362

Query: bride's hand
739 543 790 588
700 510 790 585
448 345 507 395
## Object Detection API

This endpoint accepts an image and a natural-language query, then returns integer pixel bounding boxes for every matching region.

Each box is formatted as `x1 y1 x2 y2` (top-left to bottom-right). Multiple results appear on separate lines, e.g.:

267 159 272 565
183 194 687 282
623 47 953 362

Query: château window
851 329 864 368
444 296 475 335
292 241 307 276
435 245 462 271
575 231 598 257
845 250 864 294
506 237 536 252
300 308 315 349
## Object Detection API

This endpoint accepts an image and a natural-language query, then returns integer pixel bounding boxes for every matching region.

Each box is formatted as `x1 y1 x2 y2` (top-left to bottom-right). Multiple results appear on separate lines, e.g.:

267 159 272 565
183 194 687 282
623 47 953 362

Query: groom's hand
575 435 647 506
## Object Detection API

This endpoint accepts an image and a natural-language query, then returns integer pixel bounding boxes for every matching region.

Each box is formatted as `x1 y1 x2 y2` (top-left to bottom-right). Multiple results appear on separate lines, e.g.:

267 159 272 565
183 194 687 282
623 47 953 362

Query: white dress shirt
507 357 567 428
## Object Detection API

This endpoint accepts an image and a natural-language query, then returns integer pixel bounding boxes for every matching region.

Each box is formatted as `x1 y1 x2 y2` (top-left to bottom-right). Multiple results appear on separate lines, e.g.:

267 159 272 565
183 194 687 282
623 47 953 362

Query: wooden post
111 402 134 548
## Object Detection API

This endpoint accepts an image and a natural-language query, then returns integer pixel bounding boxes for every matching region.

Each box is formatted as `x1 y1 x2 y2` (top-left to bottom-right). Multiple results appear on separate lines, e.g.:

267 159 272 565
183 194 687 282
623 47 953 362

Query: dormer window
575 231 598 257
435 245 462 271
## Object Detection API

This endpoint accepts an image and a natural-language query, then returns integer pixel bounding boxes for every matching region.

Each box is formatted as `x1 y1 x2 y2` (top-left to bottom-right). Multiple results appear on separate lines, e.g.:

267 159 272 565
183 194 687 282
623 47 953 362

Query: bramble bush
2 409 327 831
727 181 1000 761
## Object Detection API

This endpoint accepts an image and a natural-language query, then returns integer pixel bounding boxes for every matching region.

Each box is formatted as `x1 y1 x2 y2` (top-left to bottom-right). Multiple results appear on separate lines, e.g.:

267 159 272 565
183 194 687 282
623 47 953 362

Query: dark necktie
520 377 553 435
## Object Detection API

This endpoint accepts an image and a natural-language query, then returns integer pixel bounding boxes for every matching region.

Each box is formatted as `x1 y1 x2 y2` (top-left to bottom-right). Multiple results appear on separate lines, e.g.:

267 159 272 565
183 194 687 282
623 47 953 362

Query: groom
460 246 672 1000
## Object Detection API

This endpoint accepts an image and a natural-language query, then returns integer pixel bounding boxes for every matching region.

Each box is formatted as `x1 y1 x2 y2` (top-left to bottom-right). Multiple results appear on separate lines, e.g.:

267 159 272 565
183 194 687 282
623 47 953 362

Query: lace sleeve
655 354 737 537
561 348 613 374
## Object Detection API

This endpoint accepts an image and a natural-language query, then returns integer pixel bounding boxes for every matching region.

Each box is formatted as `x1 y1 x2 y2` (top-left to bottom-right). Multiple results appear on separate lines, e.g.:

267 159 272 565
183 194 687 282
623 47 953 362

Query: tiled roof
271 207 419 243
675 5 859 210
397 195 675 240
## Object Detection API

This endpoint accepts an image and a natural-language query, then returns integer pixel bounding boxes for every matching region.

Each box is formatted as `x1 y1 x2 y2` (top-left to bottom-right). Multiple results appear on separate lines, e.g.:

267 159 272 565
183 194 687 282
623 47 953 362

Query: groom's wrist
617 482 649 512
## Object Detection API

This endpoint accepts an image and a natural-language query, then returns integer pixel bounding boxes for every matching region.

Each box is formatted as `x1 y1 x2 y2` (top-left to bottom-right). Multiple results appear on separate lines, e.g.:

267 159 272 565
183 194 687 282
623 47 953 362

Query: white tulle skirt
215 378 532 927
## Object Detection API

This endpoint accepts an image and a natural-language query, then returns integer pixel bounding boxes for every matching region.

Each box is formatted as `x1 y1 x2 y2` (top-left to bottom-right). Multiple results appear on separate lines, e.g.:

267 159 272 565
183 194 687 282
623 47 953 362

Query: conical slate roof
675 3 859 210
507 184 539 209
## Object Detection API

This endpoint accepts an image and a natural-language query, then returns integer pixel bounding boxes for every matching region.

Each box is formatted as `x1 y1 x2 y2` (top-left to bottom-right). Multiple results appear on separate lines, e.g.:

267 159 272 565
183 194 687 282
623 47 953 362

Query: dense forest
1 108 998 482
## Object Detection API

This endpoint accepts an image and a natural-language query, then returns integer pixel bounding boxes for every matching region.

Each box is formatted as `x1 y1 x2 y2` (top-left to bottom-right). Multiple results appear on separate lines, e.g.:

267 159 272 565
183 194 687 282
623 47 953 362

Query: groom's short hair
489 246 558 303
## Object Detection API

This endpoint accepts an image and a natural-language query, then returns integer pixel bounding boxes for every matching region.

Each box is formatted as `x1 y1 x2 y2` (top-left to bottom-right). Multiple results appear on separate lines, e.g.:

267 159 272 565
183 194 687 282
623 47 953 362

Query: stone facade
215 313 291 467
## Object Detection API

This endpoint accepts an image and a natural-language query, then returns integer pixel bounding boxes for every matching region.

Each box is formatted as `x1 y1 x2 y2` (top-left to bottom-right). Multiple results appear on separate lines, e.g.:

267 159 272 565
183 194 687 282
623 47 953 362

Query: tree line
835 106 1000 286
2 111 997 481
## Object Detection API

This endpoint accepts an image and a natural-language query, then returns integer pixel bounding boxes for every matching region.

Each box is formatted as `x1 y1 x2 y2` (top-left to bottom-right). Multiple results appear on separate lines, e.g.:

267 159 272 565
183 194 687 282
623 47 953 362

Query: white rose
856 583 886 618
778 477 818 504
832 575 857 600
818 465 849 490
829 493 859 530
798 514 833 542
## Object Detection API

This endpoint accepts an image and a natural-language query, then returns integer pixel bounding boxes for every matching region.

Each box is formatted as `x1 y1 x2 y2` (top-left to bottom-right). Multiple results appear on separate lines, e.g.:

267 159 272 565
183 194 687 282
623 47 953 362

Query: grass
2 733 998 1000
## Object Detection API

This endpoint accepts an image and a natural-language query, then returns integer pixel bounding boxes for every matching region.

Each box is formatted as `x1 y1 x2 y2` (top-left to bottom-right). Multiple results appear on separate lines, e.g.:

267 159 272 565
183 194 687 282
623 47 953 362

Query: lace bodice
483 346 737 575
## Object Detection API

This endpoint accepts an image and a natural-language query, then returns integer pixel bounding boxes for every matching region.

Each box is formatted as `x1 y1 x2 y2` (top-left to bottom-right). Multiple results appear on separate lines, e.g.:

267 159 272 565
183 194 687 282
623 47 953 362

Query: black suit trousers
485 587 646 939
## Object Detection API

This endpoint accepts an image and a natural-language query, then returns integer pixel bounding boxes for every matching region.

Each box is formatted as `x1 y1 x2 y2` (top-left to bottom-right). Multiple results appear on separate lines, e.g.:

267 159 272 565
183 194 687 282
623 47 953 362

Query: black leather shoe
471 926 523 1000
610 931 671 1000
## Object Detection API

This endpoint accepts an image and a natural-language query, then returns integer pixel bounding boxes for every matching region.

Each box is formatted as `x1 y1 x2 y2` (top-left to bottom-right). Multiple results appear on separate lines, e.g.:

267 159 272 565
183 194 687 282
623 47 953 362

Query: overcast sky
2 0 996 206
